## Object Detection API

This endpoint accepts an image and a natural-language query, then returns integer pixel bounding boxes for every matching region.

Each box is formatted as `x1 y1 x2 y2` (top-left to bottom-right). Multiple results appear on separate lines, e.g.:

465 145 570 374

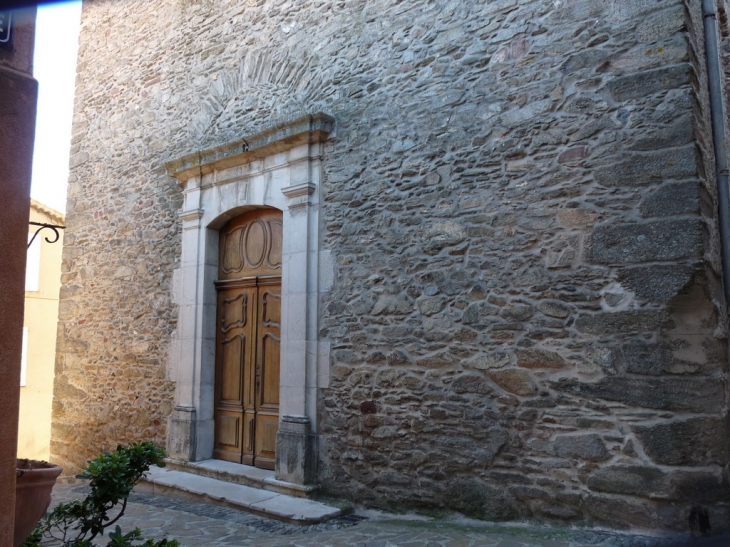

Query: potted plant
21 442 178 547
15 459 63 547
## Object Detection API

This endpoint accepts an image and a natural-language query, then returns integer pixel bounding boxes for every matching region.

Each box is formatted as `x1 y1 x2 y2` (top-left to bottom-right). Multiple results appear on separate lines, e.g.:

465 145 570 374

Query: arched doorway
213 208 282 469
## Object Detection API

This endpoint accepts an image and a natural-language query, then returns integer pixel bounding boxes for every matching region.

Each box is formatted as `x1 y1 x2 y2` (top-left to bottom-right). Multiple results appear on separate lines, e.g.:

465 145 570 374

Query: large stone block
632 418 730 466
549 377 724 413
639 181 700 218
583 494 658 530
605 64 690 102
444 477 519 521
593 147 697 187
669 470 730 504
551 434 610 461
587 465 670 499
621 341 673 375
574 310 670 334
585 219 702 265
617 264 695 303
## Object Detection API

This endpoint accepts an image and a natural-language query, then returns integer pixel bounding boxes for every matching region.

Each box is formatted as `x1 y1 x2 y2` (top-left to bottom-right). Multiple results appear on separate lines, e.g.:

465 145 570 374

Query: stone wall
56 0 730 532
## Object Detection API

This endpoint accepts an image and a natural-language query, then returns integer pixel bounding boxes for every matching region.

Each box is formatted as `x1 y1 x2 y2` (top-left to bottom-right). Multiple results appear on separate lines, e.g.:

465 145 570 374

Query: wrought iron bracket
28 222 65 248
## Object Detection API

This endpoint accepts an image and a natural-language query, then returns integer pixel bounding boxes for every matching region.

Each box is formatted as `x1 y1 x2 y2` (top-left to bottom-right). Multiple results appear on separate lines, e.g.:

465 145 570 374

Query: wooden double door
214 209 282 469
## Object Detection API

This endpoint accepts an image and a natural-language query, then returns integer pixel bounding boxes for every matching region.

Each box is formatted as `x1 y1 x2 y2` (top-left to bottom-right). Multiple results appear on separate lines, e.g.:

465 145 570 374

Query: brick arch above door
166 113 334 486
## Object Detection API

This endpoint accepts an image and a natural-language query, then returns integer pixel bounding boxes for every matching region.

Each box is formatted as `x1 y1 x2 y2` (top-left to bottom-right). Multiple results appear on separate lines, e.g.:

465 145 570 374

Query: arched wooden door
214 209 282 469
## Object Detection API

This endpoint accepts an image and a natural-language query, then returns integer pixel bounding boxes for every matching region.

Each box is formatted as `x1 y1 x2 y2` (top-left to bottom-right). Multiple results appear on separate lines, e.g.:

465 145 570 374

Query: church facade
54 0 730 533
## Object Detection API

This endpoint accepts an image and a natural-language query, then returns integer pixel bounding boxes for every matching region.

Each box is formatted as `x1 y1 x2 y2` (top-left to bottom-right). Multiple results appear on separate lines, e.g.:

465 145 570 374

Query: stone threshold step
139 466 345 524
163 458 318 499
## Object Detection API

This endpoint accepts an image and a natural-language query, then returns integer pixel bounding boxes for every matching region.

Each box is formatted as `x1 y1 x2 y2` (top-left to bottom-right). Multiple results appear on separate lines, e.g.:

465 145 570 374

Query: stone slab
141 467 342 524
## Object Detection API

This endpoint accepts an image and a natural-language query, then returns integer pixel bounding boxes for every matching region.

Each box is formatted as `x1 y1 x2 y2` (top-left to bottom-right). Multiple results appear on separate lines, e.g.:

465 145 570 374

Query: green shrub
23 442 179 547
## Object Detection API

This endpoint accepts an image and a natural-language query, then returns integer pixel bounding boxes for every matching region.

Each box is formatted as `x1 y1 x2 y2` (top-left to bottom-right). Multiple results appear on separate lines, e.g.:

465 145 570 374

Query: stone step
163 458 318 498
138 466 345 524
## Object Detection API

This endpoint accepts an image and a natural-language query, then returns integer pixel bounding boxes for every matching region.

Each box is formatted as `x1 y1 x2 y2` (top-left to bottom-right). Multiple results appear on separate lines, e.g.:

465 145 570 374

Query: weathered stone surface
464 352 509 371
669 471 730 504
605 64 690 102
593 147 697 187
445 478 519 521
551 434 610 461
549 377 724 413
640 181 700 218
537 300 571 318
487 369 539 397
555 209 596 227
371 294 412 315
515 349 567 369
587 466 669 498
586 219 702 265
583 494 658 530
417 296 446 316
452 374 492 395
574 310 669 334
618 264 695 303
622 341 673 375
632 418 730 466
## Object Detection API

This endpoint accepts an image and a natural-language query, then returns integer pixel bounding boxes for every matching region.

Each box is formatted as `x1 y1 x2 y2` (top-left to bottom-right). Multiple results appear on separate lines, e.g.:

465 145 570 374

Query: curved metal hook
28 221 65 248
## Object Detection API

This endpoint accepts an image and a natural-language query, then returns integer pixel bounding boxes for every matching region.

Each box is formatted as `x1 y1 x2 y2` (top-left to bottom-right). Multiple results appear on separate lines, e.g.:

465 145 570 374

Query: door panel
214 285 256 462
215 209 282 468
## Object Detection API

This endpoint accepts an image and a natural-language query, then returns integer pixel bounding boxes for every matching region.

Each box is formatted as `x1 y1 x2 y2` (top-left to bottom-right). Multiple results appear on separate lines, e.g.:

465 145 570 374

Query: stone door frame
165 113 334 484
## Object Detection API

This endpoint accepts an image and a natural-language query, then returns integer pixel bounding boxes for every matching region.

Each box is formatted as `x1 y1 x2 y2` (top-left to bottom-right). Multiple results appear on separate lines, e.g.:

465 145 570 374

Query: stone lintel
166 112 335 183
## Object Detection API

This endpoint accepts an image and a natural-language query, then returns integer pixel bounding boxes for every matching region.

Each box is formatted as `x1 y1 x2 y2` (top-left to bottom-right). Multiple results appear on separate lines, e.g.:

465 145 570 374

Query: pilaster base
275 415 317 485
167 405 198 461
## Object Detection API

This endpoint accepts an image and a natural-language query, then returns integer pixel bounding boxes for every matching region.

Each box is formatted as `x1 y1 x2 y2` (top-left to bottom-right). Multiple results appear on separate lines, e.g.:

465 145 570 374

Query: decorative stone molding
166 113 335 181
282 183 316 209
165 113 333 486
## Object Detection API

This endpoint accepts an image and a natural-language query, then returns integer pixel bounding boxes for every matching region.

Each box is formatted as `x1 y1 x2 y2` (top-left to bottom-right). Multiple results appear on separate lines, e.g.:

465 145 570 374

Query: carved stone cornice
166 112 335 183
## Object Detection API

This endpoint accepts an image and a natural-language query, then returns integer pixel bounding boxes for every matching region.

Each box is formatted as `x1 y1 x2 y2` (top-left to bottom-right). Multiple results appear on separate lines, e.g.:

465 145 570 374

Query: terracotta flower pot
14 459 62 547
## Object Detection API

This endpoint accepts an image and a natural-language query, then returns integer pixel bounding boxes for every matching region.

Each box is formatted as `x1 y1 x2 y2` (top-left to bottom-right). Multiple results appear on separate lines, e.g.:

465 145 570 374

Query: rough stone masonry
55 0 730 534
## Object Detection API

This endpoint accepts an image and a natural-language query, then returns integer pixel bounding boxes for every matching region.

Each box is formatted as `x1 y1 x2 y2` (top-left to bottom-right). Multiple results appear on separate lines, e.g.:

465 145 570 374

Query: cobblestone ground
43 483 727 547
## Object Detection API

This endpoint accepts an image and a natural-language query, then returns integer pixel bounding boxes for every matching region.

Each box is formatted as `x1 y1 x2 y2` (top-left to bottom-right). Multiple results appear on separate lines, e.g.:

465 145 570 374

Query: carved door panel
214 284 256 462
253 282 280 469
214 209 282 468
